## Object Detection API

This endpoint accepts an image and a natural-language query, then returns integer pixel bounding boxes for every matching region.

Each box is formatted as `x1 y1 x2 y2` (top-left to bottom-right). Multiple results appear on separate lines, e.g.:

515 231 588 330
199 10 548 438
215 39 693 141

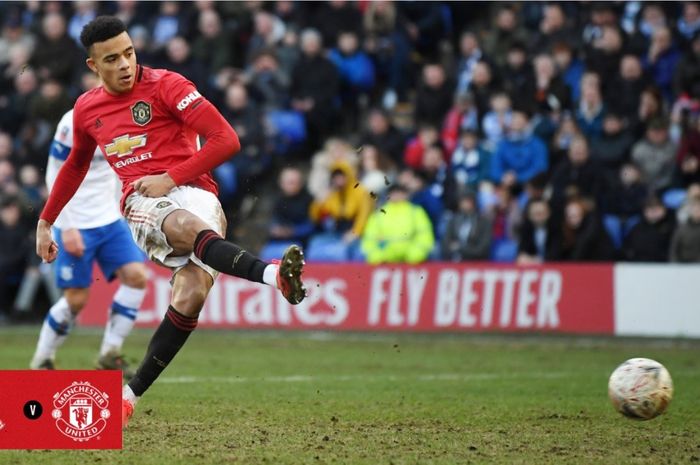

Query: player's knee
163 210 211 251
171 285 208 317
63 289 89 314
120 263 148 289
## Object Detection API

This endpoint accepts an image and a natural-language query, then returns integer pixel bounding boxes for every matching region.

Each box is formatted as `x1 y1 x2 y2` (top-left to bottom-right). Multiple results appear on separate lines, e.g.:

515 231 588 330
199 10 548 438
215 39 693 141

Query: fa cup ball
608 358 673 420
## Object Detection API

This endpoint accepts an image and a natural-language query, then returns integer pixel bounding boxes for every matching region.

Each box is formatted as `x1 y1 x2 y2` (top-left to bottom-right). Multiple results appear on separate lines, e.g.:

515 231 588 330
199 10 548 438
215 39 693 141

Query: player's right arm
37 107 97 262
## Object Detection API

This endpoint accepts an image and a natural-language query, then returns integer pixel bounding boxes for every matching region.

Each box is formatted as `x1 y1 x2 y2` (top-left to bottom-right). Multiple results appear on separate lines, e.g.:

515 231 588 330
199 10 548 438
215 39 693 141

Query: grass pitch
0 327 698 465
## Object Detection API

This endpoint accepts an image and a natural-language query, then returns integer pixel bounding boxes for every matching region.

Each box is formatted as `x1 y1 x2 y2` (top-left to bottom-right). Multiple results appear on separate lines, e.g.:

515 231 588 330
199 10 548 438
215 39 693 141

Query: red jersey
40 66 240 224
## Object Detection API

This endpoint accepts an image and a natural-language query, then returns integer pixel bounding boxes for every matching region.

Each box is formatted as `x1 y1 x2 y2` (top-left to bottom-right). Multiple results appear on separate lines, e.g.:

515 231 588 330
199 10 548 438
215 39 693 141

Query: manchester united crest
131 100 152 126
52 381 111 442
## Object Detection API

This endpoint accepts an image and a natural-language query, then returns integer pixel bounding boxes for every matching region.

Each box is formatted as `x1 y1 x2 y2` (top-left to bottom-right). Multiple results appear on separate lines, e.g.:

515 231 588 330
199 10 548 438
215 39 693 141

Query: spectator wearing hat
361 184 434 265
310 160 373 246
441 190 491 261
623 195 675 262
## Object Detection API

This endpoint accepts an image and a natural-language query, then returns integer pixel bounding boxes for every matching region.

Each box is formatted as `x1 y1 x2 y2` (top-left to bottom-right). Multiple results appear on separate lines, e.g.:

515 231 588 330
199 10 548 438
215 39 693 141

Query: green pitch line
0 328 698 465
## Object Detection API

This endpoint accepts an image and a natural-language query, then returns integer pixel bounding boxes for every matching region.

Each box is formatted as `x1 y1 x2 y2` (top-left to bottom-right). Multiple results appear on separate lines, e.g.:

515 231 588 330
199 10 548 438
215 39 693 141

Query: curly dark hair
79 16 127 52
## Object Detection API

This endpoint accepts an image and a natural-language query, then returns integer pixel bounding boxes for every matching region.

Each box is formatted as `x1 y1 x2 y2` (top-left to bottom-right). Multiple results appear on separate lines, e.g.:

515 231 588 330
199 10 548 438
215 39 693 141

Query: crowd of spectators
2 1 700 315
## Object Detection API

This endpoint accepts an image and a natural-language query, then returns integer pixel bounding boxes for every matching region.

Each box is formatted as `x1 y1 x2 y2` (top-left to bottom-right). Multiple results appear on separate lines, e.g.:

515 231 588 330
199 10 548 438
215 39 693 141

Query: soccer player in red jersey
35 16 307 428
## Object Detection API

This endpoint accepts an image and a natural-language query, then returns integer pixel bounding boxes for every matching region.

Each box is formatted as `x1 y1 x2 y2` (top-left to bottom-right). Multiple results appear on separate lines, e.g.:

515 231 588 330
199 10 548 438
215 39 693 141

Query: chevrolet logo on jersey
104 134 147 158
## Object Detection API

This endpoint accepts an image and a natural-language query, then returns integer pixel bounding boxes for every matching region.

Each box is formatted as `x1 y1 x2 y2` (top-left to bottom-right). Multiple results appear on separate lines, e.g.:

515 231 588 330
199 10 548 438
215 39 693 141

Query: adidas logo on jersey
176 91 202 111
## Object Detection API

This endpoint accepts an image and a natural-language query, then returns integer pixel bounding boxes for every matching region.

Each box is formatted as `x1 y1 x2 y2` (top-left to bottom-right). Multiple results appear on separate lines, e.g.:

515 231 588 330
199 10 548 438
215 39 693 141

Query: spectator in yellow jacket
361 184 435 264
309 160 374 243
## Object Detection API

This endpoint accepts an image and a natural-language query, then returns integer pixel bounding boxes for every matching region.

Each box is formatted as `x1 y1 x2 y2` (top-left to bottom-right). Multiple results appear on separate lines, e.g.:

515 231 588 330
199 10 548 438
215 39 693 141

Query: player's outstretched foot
122 398 134 429
30 359 55 370
97 351 135 381
274 245 306 305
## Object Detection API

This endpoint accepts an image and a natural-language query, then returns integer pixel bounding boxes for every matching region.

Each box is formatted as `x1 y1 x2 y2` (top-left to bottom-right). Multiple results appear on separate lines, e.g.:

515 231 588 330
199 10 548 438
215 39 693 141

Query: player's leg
30 288 89 368
96 262 147 375
30 227 96 368
162 209 306 305
122 261 212 426
93 219 148 377
126 187 305 304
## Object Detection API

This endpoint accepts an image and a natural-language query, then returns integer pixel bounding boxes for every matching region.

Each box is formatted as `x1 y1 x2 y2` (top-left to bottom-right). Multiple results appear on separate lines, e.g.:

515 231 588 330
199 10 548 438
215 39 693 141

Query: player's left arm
132 74 240 197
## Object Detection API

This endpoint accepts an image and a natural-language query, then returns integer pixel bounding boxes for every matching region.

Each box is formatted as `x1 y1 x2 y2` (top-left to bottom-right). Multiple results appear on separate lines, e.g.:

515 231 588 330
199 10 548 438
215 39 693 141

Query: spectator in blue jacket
329 30 375 130
643 27 681 102
491 109 548 188
329 31 375 92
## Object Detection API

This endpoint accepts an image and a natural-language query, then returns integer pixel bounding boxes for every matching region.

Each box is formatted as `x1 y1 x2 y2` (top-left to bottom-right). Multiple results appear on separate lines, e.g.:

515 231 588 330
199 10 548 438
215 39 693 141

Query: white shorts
124 186 226 280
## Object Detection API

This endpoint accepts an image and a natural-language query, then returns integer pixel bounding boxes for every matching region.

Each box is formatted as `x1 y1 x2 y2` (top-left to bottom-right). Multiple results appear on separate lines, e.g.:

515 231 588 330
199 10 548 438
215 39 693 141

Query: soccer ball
608 358 673 420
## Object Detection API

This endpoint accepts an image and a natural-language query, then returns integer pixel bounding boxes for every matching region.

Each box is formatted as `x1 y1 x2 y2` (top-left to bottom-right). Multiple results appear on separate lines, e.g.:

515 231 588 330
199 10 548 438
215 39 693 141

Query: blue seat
267 110 307 156
662 189 686 210
213 162 237 197
490 239 518 262
306 233 350 262
259 241 296 262
603 214 623 249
